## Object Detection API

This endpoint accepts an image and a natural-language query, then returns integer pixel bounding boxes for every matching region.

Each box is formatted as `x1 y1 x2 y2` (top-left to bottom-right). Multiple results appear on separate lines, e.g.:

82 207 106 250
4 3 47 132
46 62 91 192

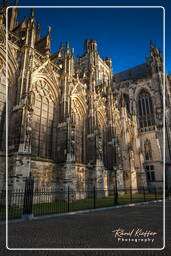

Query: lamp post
113 165 118 204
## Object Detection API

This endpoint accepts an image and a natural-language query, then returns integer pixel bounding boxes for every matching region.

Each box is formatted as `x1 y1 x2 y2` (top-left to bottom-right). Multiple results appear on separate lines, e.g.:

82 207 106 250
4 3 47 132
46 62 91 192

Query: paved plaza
0 201 171 256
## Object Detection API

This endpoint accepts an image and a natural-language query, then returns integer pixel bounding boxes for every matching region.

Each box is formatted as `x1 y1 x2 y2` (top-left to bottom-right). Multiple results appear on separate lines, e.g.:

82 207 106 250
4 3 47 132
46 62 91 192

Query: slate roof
115 63 150 82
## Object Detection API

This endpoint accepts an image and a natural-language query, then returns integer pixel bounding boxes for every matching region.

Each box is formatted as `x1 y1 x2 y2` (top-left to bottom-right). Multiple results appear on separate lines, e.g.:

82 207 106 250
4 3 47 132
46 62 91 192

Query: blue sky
12 0 170 74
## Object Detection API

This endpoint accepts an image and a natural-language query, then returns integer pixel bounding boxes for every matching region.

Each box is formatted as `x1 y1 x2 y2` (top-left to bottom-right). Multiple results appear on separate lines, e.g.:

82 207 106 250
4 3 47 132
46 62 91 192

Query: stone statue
97 135 103 159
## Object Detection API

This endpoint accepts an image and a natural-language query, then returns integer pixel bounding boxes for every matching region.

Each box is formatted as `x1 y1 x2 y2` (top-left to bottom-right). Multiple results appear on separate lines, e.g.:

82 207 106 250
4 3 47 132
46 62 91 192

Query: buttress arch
70 94 87 163
30 77 59 159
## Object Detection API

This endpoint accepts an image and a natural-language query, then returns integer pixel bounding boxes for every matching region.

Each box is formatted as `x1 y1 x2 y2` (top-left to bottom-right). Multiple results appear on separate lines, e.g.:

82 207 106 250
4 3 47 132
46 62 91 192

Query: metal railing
0 182 169 221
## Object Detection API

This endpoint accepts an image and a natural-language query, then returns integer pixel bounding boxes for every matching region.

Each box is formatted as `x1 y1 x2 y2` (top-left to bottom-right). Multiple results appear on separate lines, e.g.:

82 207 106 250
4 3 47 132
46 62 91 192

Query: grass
0 192 164 221
0 207 22 221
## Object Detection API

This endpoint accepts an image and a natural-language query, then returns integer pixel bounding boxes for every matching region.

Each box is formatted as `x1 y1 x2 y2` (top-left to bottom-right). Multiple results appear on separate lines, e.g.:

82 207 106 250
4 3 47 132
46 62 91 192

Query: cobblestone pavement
0 201 171 256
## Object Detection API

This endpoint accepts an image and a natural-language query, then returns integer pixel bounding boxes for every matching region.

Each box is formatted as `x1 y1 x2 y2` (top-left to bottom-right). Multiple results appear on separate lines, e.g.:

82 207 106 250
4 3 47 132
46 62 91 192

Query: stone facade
0 4 170 195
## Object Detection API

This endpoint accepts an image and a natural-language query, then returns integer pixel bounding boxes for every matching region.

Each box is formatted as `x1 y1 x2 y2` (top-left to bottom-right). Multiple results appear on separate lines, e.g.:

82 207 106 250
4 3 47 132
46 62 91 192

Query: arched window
71 97 85 163
31 80 55 159
145 165 155 182
144 139 152 160
138 91 155 128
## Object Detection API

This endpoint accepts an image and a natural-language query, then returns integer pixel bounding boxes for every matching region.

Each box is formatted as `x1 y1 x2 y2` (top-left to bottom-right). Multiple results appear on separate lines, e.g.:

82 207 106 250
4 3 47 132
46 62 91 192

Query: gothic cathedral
0 4 171 196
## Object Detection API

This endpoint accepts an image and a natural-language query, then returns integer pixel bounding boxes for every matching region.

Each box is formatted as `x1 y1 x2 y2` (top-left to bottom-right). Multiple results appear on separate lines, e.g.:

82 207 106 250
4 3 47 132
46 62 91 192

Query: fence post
0 189 6 207
22 174 34 221
168 187 171 199
67 186 70 212
93 186 96 209
114 186 118 205
166 187 169 199
154 187 157 200
130 185 132 203
143 186 146 202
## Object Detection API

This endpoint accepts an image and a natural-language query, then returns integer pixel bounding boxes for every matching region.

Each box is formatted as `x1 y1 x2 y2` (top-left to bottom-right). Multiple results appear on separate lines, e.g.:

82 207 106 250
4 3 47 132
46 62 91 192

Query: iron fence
0 184 169 221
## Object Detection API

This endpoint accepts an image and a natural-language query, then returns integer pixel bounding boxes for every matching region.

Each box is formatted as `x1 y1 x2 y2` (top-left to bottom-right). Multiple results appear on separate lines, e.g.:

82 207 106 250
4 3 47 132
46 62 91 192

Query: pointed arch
70 91 87 163
31 78 59 159
31 74 59 100
137 89 155 129
0 45 18 82
0 44 18 152
96 97 107 129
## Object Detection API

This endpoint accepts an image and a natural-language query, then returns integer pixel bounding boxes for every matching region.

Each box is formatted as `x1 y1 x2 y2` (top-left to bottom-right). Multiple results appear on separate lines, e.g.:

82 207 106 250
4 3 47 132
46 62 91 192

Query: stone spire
0 0 7 25
66 41 70 55
35 25 51 56
8 0 19 31
45 25 51 56
59 41 64 51
14 0 20 5
84 39 97 54
63 40 75 75
36 23 40 41
2 0 8 8
149 40 163 73
30 8 34 20
25 8 36 47
105 57 112 69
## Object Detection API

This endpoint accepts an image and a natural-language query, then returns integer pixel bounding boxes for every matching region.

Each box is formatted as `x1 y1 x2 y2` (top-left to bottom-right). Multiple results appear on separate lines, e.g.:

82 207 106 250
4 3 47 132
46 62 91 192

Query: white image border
5 5 165 251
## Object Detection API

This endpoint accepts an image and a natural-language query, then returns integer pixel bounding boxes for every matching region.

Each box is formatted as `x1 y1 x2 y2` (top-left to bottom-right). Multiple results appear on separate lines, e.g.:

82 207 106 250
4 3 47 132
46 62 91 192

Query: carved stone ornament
32 80 55 102
0 57 3 71
24 110 33 151
97 136 103 159
0 33 5 44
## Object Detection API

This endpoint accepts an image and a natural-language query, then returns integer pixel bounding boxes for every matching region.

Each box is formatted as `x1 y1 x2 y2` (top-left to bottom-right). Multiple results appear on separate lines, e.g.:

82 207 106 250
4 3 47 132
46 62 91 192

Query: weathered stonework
0 4 170 197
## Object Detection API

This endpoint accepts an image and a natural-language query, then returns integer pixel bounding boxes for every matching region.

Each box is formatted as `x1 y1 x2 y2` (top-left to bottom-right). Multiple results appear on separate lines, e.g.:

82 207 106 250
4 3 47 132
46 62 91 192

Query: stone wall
0 63 6 151
30 158 57 189
0 154 5 190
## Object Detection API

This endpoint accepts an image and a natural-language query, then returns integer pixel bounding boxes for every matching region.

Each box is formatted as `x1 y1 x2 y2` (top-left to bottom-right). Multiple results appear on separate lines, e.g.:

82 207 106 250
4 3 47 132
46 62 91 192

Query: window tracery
71 96 86 163
31 80 55 159
138 91 155 129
